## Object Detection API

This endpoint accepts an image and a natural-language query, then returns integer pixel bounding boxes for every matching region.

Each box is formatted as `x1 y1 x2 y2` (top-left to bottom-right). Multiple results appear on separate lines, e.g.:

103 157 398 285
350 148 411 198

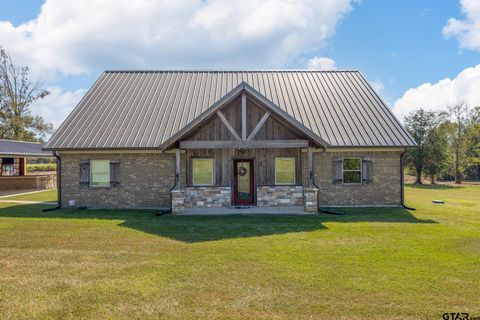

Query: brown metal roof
44 70 416 150
0 139 53 157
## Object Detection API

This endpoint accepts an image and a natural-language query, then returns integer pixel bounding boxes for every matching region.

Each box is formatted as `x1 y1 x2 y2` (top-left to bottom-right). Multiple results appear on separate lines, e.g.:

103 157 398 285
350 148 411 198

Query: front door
233 159 254 206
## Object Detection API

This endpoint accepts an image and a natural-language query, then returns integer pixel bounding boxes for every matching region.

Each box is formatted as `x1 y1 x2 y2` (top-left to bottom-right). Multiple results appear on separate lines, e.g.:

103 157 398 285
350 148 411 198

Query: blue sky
0 0 479 128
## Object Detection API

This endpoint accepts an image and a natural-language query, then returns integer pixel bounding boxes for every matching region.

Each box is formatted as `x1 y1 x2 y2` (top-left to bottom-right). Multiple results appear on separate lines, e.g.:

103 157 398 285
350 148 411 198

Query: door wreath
238 165 248 176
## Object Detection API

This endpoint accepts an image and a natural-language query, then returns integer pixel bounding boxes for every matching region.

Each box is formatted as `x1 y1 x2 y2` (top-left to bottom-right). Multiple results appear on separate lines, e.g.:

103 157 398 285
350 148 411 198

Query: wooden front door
233 159 254 206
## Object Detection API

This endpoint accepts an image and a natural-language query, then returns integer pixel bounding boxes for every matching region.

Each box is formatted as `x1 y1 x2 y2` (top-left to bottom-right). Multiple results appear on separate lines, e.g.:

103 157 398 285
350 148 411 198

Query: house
0 139 54 190
43 70 416 213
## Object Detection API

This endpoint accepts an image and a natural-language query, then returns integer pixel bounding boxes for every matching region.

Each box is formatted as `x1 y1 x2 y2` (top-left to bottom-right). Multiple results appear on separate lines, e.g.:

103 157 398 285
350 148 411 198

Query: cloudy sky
0 0 479 129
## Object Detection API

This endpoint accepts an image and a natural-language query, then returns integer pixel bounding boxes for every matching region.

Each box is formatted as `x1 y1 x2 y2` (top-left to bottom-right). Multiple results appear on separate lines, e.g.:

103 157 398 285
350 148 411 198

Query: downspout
167 172 178 214
310 147 319 189
166 148 181 214
400 149 415 210
43 151 61 212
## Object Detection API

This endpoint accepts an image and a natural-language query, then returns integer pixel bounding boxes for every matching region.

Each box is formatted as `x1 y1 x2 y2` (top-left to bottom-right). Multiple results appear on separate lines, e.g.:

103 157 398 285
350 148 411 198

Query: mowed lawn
0 189 57 202
0 186 478 319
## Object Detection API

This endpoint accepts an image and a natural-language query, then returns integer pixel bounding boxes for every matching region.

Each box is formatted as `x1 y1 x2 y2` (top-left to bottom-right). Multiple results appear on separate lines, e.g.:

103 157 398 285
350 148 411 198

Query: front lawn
0 189 57 202
0 185 478 319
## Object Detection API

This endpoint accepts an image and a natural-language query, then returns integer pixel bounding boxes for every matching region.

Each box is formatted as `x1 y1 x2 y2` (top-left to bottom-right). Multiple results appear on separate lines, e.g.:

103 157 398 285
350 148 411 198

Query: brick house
43 70 416 213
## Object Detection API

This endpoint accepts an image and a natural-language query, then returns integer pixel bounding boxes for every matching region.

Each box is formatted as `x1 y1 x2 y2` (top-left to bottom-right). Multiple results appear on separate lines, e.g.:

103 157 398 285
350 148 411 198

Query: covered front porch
162 84 323 214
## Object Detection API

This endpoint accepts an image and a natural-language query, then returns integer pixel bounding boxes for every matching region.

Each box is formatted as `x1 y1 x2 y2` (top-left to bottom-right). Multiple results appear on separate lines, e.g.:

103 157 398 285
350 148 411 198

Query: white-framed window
90 160 111 187
342 157 362 184
192 158 214 186
275 157 295 185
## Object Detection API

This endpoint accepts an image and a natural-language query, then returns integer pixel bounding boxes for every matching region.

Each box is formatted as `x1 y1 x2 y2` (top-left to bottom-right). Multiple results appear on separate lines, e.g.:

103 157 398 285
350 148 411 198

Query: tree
404 109 447 184
464 106 480 181
0 47 52 141
423 125 448 184
447 101 470 184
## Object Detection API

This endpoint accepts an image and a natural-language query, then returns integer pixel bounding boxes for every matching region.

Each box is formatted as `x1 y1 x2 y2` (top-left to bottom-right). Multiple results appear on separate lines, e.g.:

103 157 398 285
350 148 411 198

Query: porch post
19 157 26 176
304 145 318 212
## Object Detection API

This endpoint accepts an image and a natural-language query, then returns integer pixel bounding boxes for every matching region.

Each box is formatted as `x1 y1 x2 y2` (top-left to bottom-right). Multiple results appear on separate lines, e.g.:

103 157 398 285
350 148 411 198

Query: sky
0 0 479 130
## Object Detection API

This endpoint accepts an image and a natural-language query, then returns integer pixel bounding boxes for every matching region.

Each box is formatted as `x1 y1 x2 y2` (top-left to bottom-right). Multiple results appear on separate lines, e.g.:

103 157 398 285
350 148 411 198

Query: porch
167 88 322 214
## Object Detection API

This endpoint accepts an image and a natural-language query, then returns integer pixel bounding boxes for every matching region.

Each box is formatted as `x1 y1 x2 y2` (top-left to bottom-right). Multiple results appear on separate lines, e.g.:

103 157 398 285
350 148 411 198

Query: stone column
303 187 318 212
171 189 185 214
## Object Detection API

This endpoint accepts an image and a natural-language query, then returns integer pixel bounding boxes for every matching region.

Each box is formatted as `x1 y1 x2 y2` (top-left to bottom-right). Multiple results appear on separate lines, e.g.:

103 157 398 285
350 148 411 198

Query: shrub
26 163 56 172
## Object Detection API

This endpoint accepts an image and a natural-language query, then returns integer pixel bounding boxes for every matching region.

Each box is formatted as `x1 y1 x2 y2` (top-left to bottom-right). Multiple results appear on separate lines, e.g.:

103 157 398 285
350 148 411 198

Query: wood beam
216 110 242 141
247 111 271 142
180 140 309 149
242 93 247 140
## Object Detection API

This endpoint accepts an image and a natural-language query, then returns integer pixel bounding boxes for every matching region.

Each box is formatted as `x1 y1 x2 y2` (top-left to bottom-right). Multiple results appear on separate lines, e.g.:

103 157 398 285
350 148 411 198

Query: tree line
404 102 480 184
0 47 52 142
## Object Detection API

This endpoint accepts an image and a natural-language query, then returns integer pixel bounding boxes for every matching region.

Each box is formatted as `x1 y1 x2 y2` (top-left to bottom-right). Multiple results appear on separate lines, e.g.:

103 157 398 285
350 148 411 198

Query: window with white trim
275 157 295 185
90 160 111 187
343 158 362 184
192 158 214 186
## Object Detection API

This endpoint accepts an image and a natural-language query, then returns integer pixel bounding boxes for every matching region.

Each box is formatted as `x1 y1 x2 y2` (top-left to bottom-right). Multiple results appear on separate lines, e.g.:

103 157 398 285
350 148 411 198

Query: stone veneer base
257 186 304 207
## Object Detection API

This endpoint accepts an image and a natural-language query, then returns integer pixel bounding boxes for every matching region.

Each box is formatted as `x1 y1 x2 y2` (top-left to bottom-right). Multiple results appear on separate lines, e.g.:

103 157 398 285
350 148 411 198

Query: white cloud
443 0 480 51
392 64 480 121
30 86 85 130
307 56 337 70
0 0 355 77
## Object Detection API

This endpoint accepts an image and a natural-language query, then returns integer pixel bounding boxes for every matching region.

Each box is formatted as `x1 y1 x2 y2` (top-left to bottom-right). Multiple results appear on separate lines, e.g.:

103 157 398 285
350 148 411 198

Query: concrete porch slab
178 206 316 215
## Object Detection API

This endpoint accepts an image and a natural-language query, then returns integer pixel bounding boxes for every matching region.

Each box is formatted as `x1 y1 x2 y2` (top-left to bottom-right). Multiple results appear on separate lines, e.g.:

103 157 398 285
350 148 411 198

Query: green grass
0 189 57 202
0 185 478 319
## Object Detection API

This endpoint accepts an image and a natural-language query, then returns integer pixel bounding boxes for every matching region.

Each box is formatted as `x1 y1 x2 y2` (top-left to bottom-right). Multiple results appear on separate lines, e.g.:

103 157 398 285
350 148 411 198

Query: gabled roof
160 81 329 150
0 139 52 157
44 70 416 150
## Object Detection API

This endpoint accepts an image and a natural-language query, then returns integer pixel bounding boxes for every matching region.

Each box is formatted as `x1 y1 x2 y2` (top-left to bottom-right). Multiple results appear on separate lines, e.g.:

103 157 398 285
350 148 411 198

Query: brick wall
313 151 402 206
60 153 175 209
59 150 402 209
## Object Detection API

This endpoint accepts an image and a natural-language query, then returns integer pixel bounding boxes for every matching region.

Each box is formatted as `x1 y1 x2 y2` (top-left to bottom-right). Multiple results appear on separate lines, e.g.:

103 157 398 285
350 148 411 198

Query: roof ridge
104 69 360 73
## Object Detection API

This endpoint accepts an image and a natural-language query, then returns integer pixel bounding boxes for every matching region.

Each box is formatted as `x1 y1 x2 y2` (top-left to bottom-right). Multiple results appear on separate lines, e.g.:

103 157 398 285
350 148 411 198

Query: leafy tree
404 109 446 184
0 47 52 141
447 101 470 184
464 106 480 181
424 125 448 184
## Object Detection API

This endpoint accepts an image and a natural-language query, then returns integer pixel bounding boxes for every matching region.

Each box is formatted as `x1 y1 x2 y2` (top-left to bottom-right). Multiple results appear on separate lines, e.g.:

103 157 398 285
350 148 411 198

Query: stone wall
171 189 185 213
303 187 318 212
60 152 175 209
257 186 303 207
313 151 402 206
184 186 231 208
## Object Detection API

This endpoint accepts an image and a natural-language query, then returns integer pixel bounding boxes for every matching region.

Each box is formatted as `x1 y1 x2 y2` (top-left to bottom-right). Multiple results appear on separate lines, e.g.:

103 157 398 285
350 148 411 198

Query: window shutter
79 161 90 186
332 158 343 183
362 158 373 183
110 161 120 186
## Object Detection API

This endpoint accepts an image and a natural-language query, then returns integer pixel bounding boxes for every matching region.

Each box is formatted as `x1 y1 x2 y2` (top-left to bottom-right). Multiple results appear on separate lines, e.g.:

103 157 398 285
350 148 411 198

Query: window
90 160 110 187
343 158 362 184
192 158 214 186
275 157 295 185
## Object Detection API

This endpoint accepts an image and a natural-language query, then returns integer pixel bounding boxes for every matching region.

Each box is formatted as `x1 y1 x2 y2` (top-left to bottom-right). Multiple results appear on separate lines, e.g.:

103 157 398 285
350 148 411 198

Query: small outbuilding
0 139 54 190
